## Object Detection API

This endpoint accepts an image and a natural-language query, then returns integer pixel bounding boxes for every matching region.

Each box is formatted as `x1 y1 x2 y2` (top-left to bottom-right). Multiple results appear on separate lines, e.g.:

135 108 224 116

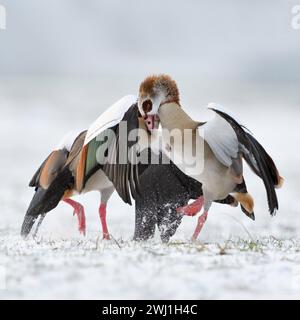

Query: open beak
144 114 160 132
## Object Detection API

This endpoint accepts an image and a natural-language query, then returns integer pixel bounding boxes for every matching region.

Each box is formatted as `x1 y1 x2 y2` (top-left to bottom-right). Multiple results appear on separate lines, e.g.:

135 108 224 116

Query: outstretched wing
77 95 141 205
206 103 283 215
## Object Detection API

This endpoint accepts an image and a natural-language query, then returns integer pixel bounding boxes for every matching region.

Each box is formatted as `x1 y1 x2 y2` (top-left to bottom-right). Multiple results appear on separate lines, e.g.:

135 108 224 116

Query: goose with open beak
138 74 284 241
22 91 240 242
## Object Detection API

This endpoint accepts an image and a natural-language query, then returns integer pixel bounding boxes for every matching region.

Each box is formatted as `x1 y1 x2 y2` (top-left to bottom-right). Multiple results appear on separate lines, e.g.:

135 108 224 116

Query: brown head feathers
139 74 180 104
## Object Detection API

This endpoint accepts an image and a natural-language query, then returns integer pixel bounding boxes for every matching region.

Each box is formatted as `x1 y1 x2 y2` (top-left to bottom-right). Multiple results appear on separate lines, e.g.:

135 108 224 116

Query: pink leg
64 199 86 236
99 203 110 240
176 196 204 216
191 211 208 241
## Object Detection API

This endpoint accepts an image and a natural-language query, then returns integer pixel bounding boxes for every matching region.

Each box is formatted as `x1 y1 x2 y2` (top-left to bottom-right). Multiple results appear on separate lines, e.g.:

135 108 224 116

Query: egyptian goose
137 74 284 240
21 128 116 239
22 95 140 239
23 93 178 239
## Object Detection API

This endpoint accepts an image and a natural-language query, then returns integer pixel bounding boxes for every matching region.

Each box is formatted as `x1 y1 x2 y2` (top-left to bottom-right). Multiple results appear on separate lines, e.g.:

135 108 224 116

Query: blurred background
0 0 300 240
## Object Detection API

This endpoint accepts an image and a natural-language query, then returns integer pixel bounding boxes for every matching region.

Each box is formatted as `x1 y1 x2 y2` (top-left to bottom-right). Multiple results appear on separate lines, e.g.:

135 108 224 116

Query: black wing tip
249 212 256 221
25 188 48 216
124 195 132 206
269 207 278 217
22 169 73 238
241 205 255 221
22 188 47 237
21 214 38 238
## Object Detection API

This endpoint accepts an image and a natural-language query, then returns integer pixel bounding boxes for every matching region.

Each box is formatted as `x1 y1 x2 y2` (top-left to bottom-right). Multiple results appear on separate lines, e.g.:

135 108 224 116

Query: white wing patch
55 130 84 151
207 102 252 133
207 103 244 126
202 105 239 167
84 95 137 145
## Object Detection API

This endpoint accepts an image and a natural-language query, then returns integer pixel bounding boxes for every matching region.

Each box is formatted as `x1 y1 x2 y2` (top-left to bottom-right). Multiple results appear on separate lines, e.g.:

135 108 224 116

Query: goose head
138 74 180 132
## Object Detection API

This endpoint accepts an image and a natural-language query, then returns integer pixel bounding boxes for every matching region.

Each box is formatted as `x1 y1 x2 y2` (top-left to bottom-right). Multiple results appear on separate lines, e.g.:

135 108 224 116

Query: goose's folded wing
29 129 86 188
29 149 69 189
29 154 52 187
207 103 282 215
77 96 140 205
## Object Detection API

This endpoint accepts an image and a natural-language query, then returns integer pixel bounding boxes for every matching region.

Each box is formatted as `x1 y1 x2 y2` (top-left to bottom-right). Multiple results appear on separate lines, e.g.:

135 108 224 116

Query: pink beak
144 115 160 131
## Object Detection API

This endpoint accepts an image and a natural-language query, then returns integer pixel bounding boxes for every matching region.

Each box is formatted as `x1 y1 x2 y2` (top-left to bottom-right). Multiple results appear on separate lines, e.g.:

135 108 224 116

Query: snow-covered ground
2 236 300 300
0 77 299 299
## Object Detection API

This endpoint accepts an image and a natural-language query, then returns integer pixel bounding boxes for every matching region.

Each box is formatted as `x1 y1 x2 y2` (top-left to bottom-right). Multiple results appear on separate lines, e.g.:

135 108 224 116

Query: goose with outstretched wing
137 74 284 241
21 95 143 239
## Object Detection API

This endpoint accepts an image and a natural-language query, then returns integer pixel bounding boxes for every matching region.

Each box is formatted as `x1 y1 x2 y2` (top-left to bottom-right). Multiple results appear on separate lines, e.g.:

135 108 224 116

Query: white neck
158 102 205 180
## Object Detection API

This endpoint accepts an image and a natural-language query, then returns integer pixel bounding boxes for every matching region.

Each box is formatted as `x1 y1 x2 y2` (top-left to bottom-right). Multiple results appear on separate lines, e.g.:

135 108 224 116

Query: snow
1 236 300 299
0 77 299 299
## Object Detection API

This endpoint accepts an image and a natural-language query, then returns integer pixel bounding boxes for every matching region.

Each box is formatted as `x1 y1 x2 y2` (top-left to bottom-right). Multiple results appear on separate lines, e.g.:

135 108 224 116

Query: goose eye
142 99 153 114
